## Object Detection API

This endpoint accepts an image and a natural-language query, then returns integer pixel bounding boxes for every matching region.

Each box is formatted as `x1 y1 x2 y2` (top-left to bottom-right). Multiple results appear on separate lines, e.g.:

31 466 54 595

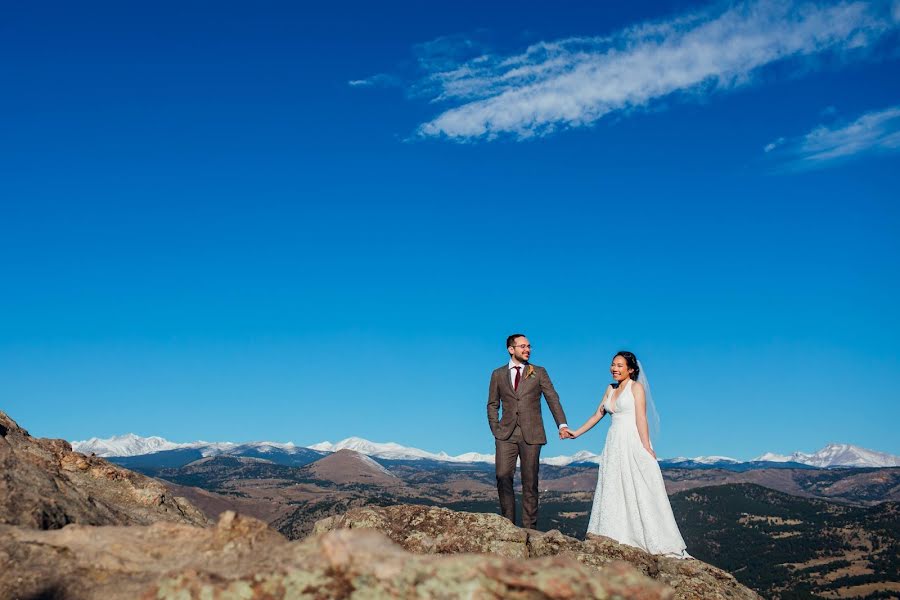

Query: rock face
314 505 761 600
0 410 758 599
0 410 208 529
0 511 673 599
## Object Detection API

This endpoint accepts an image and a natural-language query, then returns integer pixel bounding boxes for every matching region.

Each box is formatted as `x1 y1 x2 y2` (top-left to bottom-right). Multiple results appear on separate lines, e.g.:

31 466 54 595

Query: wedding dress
586 378 689 558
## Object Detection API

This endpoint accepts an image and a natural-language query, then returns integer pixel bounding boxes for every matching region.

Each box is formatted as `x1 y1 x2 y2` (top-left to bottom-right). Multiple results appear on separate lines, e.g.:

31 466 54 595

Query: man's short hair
507 333 526 349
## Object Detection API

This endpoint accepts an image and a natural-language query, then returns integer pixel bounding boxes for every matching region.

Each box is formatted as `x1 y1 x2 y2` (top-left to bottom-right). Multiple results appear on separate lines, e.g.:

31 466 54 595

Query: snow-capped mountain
755 452 789 462
309 437 495 463
543 452 745 468
73 433 495 464
72 433 194 457
72 434 899 470
664 455 741 465
752 444 900 468
542 450 601 466
71 435 295 459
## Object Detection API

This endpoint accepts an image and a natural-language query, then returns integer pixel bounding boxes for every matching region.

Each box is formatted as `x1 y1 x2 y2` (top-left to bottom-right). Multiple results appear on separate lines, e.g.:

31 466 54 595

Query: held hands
559 427 576 439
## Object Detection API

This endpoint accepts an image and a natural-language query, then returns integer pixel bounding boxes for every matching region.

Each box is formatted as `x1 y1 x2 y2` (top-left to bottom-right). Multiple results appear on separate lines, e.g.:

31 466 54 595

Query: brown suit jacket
487 363 568 445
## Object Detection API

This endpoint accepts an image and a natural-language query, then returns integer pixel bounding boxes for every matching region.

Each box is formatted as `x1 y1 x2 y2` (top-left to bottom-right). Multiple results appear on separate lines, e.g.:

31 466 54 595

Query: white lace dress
586 379 689 558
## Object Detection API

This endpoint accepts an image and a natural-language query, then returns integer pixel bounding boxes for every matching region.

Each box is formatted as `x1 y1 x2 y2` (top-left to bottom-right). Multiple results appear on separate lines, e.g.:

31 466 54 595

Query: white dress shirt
508 359 568 430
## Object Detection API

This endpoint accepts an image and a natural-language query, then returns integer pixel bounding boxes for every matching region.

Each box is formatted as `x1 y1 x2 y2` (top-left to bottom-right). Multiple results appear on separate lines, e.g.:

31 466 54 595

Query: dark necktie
514 366 522 390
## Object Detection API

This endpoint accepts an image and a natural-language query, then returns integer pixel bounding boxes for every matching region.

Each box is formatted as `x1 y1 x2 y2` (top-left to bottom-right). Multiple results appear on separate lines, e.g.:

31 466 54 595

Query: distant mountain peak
72 434 189 457
543 450 601 466
308 437 494 463
307 448 399 484
663 455 741 465
751 444 899 468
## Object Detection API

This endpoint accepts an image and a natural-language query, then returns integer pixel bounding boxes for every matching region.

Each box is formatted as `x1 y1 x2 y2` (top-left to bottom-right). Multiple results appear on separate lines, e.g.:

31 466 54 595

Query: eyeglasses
513 344 532 349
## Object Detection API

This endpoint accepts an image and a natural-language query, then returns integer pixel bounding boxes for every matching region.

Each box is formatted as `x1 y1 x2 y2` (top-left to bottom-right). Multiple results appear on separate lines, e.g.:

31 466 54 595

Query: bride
568 351 690 558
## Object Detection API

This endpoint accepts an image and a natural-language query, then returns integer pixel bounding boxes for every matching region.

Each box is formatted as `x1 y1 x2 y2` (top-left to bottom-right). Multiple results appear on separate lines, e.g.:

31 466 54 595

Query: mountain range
752 443 900 468
71 434 900 469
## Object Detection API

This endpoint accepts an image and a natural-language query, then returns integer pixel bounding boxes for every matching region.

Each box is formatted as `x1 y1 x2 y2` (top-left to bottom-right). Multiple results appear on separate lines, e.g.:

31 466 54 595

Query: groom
487 334 572 530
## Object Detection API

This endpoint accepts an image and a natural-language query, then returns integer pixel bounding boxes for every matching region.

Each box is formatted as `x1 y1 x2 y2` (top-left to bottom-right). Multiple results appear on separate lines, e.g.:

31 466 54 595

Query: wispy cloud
350 34 494 98
348 73 402 88
364 0 899 141
765 137 787 152
411 33 490 73
766 105 900 167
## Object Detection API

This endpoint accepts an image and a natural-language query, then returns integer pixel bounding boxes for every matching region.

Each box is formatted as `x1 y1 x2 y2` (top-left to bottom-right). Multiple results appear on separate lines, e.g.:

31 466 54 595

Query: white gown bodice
603 379 636 419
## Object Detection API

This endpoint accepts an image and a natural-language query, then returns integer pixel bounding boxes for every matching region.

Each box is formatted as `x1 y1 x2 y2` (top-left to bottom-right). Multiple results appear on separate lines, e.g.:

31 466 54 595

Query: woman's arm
632 382 656 458
570 386 611 438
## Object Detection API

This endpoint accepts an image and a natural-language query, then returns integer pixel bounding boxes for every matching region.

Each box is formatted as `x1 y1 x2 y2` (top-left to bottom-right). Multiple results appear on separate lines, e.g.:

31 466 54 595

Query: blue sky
2 0 899 460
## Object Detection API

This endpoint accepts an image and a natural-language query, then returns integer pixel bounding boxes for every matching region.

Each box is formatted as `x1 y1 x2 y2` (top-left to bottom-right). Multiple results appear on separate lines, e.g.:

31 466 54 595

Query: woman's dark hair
614 350 640 381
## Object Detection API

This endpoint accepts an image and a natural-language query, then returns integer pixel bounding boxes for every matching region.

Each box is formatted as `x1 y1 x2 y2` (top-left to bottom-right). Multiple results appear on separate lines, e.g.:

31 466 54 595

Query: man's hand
559 427 575 439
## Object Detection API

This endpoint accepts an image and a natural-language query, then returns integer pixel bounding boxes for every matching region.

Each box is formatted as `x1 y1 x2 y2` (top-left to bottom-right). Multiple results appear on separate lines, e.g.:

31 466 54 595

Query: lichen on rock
314 504 761 600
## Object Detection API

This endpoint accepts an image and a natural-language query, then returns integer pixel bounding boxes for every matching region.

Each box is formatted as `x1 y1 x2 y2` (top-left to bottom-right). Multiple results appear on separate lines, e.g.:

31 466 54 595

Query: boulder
315 504 761 600
0 511 672 599
0 410 208 529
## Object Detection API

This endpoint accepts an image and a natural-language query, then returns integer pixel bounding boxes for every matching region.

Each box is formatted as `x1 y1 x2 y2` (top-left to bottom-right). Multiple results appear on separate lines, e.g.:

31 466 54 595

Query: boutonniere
526 365 536 379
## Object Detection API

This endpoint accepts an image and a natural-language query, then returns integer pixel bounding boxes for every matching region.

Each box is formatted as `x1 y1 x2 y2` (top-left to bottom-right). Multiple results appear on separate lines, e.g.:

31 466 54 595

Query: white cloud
398 0 899 141
764 137 786 152
411 34 489 73
348 74 401 88
768 105 900 166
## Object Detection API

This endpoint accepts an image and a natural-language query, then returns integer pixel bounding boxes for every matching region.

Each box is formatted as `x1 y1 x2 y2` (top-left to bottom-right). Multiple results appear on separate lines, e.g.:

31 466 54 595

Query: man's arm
487 371 501 436
539 367 569 432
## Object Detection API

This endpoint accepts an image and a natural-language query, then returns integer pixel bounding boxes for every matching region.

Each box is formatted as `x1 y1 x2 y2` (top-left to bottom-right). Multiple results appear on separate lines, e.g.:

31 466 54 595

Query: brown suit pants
495 425 542 530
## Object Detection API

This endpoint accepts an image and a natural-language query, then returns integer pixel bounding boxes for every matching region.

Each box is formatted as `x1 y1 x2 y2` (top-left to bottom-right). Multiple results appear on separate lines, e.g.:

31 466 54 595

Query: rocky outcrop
0 409 758 599
314 504 761 600
0 410 208 529
0 511 672 599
